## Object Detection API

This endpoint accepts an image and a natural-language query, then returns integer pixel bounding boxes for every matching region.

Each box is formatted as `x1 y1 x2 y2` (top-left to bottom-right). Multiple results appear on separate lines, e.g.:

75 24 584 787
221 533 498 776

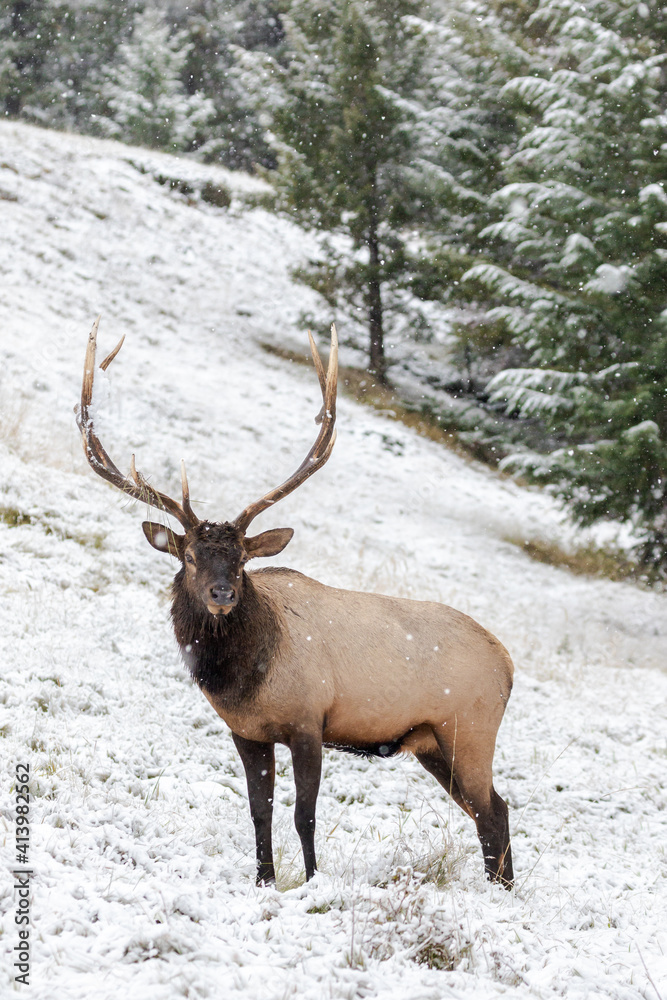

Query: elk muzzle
207 583 237 616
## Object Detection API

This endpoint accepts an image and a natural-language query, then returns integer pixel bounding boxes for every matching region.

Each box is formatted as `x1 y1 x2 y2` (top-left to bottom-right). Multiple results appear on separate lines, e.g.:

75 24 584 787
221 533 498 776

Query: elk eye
185 553 195 565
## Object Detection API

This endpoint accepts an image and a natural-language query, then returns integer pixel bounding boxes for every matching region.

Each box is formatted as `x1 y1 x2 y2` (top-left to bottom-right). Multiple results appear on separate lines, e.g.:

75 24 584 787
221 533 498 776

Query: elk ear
244 527 294 559
142 521 184 558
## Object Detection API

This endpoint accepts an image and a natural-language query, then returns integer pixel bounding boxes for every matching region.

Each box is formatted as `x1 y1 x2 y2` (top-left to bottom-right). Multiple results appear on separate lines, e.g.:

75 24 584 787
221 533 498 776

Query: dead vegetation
0 505 32 527
505 535 660 588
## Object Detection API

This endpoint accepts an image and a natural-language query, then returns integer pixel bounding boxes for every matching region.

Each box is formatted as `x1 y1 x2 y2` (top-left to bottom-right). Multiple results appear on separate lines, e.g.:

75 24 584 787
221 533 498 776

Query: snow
585 264 633 296
623 421 660 442
1 121 666 999
639 184 667 206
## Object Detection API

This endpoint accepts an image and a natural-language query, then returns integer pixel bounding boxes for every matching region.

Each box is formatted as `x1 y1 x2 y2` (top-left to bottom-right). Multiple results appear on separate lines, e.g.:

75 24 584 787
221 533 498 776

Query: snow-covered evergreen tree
0 0 71 120
174 0 281 169
264 0 483 376
462 0 667 568
61 0 145 133
101 7 214 151
0 0 146 130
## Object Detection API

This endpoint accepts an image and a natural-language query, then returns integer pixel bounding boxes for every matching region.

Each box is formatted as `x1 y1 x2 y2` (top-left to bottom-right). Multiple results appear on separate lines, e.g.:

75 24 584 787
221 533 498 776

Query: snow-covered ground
1 120 666 1000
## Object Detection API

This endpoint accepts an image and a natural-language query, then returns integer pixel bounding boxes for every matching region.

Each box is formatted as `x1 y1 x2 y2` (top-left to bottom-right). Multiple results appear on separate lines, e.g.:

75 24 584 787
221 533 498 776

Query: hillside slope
1 121 666 1000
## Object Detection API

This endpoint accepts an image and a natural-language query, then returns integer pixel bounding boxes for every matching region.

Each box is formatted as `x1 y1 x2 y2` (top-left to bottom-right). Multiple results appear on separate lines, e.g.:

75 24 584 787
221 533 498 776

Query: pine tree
174 0 281 169
266 0 449 377
0 0 146 130
403 0 529 364
0 0 70 119
61 0 145 133
460 0 667 569
101 7 214 151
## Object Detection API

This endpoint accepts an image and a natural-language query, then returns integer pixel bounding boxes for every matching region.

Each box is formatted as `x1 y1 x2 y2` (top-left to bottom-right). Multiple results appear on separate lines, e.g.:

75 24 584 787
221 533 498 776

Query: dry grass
0 503 107 554
0 505 33 527
350 868 475 971
505 535 660 587
0 394 73 471
409 843 472 889
0 397 32 455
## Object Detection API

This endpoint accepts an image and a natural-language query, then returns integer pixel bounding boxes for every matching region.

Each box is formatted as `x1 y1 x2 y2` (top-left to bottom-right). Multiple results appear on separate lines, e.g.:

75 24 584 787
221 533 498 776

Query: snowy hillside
1 121 666 1000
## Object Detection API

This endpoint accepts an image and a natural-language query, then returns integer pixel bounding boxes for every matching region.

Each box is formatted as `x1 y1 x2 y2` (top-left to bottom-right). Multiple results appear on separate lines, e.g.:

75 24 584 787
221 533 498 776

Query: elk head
144 520 295 616
76 318 338 617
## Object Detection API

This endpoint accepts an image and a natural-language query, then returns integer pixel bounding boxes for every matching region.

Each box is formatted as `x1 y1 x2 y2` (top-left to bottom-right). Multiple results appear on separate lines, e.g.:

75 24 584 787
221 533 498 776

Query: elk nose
210 584 235 605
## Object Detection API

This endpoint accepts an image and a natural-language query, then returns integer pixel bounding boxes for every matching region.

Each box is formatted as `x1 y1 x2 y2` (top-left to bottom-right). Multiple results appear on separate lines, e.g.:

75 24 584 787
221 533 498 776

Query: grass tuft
410 844 471 888
0 506 32 527
413 936 468 971
357 869 474 970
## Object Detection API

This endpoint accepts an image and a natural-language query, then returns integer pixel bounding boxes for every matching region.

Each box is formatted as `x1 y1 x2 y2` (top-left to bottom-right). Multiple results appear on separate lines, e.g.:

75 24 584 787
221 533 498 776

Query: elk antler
75 317 200 531
233 324 338 533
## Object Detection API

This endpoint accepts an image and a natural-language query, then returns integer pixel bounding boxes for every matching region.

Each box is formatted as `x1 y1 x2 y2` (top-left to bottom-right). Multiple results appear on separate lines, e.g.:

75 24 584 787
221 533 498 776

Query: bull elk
76 318 514 888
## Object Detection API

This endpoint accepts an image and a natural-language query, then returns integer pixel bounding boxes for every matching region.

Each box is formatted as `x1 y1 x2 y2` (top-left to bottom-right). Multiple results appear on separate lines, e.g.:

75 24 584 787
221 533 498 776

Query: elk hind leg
415 749 469 816
482 786 513 888
432 729 513 888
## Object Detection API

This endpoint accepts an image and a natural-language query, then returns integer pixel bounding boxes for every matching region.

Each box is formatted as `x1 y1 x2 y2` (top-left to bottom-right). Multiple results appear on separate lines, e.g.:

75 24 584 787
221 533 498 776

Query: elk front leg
289 731 322 880
232 733 276 885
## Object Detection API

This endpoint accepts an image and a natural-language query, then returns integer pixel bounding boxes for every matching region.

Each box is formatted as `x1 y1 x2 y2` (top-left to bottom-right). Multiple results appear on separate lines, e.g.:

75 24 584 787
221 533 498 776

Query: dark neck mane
171 571 281 708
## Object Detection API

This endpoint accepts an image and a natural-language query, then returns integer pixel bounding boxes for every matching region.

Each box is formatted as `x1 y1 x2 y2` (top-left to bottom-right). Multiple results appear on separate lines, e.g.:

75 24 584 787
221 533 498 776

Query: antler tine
99 334 125 371
308 330 327 423
76 318 199 531
308 330 328 395
234 324 338 533
180 460 198 525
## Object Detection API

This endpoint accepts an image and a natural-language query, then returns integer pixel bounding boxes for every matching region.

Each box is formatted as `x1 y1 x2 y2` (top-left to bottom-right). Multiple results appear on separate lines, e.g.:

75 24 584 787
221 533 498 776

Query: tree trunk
5 1 29 118
367 195 386 381
5 93 21 117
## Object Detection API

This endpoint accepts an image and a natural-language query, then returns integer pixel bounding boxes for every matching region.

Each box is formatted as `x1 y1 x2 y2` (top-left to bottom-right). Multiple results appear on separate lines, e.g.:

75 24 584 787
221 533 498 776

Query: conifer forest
2 0 666 572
